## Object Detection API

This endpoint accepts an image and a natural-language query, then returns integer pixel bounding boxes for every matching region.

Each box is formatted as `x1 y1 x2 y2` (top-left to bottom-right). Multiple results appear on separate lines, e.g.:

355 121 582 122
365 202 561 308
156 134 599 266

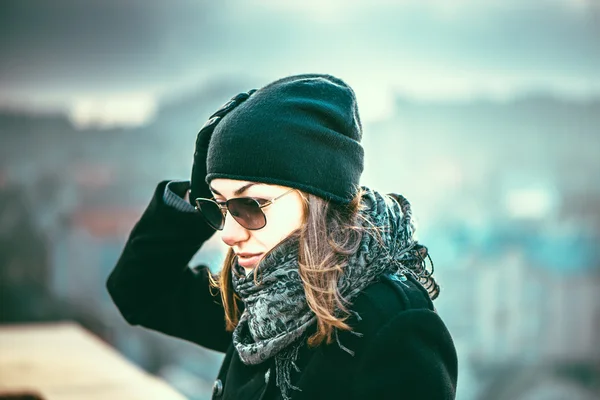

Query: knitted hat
205 73 364 204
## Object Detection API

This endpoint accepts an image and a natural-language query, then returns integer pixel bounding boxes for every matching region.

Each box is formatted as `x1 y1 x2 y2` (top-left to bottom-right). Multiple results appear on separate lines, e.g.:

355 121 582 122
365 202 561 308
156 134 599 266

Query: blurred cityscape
1 82 598 399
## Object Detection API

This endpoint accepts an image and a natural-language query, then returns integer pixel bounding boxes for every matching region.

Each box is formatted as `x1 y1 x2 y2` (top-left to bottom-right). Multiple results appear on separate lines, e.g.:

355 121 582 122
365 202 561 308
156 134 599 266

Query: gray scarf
231 187 436 399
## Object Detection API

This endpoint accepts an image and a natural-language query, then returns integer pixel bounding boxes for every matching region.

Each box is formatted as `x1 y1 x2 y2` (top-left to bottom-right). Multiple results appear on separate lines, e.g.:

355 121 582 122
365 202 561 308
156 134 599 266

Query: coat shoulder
347 273 436 337
302 273 457 399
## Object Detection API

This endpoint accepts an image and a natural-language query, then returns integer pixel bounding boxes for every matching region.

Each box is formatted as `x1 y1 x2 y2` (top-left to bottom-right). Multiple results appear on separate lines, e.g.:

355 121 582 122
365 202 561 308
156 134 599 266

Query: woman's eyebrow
210 183 257 197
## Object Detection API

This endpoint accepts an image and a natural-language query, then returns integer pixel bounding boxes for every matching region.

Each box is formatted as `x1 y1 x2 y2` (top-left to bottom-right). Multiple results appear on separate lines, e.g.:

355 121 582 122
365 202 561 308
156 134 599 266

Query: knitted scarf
231 187 435 399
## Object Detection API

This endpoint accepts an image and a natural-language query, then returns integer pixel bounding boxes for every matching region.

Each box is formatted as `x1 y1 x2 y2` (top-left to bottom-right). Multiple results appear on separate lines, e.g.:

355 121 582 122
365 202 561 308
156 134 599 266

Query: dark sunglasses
195 188 296 231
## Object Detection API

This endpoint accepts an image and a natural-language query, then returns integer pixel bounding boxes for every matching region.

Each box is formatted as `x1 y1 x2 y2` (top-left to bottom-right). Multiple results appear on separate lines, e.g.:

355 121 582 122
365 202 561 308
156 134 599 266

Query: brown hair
209 188 438 347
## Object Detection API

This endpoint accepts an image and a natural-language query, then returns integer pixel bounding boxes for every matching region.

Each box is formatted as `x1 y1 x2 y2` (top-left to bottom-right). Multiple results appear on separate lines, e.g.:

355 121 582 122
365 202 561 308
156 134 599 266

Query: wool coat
107 181 458 400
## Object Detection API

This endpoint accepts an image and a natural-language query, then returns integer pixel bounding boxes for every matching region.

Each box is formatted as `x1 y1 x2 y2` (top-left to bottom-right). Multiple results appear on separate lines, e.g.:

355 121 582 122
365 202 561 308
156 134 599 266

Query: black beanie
205 73 364 204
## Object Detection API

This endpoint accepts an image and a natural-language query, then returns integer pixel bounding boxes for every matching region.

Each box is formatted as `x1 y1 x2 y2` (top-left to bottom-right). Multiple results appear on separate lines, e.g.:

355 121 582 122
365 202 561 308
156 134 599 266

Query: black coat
107 181 458 399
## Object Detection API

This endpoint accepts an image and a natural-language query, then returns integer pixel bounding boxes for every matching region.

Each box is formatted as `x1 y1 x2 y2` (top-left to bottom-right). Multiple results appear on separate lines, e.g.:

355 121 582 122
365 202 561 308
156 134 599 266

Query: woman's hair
209 188 439 346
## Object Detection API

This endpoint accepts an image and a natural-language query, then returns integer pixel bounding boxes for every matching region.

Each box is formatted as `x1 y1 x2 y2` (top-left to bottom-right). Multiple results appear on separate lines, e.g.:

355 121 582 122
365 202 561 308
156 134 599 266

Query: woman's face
209 178 306 269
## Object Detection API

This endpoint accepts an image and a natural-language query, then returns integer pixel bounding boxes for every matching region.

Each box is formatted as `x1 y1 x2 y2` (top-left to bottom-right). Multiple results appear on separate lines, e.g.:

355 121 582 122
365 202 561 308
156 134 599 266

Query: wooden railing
0 323 187 400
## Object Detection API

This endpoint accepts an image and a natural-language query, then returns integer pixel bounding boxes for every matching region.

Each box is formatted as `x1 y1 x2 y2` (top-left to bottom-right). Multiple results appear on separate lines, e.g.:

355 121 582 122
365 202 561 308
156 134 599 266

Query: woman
107 74 458 399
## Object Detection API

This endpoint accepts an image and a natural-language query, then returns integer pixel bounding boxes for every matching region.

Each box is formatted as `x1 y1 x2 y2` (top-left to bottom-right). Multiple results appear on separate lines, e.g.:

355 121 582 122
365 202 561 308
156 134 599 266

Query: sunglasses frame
195 187 296 231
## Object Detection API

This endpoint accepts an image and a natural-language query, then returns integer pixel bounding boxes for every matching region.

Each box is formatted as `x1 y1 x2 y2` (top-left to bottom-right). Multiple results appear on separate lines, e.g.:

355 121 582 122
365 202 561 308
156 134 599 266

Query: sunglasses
195 188 296 231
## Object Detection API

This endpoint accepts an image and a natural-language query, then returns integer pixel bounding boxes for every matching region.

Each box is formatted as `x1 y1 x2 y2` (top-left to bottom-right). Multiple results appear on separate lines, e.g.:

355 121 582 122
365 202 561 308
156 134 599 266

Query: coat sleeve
106 180 232 353
352 309 458 399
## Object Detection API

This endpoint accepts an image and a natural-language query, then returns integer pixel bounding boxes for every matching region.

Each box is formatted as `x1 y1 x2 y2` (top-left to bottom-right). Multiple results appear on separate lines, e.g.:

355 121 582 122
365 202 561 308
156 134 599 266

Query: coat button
212 379 223 397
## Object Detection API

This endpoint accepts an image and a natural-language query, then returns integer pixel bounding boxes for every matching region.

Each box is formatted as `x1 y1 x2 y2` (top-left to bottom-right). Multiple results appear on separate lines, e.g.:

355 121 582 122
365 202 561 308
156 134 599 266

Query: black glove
189 90 256 206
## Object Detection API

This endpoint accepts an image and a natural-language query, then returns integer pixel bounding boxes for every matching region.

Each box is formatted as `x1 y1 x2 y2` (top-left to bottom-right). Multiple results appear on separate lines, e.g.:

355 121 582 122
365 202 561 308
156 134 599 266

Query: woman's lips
236 253 263 268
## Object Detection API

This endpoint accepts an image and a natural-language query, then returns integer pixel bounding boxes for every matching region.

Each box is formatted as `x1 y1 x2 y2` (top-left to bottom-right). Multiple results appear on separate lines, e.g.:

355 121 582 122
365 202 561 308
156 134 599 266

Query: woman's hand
189 90 256 205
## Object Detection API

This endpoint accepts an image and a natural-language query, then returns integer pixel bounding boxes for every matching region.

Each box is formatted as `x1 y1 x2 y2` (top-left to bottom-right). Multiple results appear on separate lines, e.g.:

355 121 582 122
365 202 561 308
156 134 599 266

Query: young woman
107 74 458 399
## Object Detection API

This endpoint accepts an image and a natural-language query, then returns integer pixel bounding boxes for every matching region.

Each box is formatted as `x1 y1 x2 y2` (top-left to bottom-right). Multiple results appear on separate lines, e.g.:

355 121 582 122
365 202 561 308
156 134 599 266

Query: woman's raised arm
106 180 231 353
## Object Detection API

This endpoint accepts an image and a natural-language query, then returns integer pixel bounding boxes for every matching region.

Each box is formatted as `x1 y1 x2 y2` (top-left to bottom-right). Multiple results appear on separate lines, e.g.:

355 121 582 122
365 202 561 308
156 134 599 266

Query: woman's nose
220 213 250 247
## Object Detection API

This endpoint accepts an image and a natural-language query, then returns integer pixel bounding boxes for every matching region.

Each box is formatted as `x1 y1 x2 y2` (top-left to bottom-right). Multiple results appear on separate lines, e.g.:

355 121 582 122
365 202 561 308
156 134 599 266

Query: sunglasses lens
196 199 225 230
228 198 266 230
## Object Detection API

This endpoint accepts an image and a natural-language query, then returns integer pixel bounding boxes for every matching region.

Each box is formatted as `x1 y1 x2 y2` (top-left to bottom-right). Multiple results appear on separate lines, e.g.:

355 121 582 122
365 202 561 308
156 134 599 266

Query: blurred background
1 0 599 399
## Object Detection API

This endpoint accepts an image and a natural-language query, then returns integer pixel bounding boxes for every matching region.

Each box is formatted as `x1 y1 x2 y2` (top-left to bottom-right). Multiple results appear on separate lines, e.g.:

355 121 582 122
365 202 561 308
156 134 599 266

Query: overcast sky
1 0 599 125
